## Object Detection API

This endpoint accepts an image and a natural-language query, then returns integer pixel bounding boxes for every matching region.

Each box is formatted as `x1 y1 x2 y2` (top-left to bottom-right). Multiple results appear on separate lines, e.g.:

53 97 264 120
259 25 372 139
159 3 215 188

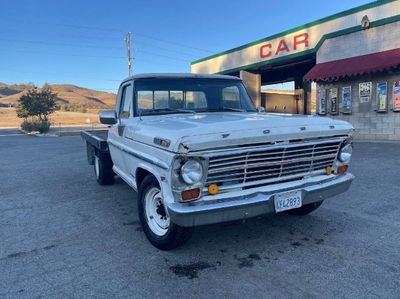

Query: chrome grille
205 139 343 190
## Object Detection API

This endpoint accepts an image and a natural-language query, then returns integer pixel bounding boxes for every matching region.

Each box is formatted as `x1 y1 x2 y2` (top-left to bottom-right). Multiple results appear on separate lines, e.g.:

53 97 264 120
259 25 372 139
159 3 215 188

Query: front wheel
138 175 193 250
284 201 323 216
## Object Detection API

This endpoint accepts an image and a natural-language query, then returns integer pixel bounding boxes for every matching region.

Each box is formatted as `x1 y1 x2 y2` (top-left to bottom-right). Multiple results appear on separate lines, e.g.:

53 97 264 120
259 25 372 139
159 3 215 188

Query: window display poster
393 81 400 111
329 88 338 114
342 86 352 113
359 82 372 103
376 82 387 112
317 89 326 115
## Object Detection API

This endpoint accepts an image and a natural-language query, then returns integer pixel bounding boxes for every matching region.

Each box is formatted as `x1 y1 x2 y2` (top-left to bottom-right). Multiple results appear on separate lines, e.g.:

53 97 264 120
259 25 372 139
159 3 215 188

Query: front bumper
167 173 354 227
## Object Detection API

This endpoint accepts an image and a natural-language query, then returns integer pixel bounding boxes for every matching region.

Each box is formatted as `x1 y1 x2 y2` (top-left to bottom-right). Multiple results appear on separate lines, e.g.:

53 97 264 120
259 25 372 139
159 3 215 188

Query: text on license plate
274 190 302 213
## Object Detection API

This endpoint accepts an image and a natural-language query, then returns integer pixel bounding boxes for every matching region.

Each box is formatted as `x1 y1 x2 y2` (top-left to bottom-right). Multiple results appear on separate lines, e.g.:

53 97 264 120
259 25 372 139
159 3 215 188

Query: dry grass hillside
0 83 116 109
0 83 117 127
0 107 102 127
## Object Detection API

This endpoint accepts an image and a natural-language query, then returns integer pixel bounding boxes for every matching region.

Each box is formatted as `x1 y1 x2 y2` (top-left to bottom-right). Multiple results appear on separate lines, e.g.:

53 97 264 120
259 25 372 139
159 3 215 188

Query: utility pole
125 32 132 76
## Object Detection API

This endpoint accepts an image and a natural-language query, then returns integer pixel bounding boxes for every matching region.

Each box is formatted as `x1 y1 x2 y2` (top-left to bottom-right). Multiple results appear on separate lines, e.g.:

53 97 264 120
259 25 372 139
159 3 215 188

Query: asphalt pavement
0 128 23 137
1 134 399 298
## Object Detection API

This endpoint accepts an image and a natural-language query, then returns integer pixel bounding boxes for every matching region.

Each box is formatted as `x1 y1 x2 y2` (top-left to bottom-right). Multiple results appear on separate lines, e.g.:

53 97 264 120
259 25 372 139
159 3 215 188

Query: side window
222 86 241 108
185 91 207 109
120 84 133 118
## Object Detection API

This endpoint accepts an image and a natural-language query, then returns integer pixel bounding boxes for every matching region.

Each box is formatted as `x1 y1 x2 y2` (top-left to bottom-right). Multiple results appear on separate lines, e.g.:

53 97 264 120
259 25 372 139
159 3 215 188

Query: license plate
274 190 302 213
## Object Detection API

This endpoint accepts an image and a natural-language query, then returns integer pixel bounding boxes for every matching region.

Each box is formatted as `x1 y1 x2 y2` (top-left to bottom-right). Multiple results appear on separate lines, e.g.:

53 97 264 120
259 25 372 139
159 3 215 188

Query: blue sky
0 0 370 92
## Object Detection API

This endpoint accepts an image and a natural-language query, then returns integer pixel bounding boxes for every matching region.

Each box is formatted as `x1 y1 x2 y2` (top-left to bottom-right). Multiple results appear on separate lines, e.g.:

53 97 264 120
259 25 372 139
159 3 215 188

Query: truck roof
121 73 241 84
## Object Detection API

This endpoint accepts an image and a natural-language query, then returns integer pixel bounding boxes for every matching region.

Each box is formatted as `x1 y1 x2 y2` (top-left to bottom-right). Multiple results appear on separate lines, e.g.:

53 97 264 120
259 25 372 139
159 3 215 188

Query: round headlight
339 143 353 163
181 159 203 184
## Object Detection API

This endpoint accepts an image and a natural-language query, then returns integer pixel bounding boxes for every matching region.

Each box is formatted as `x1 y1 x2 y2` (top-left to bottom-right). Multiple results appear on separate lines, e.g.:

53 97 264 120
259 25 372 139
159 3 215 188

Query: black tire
94 154 114 185
138 175 193 250
284 201 323 216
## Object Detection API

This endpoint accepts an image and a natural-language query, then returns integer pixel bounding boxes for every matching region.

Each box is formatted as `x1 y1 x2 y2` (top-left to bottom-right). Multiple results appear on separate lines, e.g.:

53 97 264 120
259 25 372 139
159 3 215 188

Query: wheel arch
136 166 161 190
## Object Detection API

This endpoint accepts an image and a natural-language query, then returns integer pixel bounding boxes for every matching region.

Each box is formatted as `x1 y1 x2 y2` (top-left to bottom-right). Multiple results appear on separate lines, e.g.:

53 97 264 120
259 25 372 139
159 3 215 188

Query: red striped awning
304 48 400 82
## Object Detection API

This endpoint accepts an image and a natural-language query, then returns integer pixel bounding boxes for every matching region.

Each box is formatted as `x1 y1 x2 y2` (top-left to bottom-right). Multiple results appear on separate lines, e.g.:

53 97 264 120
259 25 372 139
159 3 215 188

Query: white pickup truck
82 73 354 250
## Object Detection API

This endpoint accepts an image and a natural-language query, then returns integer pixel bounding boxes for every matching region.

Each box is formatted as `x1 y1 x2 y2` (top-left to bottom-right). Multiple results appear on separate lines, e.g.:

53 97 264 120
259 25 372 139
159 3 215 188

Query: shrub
16 85 57 121
21 120 51 133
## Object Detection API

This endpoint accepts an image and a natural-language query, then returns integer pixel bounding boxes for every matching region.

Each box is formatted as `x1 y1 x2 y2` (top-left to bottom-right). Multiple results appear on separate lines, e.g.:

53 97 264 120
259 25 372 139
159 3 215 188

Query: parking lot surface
1 133 399 298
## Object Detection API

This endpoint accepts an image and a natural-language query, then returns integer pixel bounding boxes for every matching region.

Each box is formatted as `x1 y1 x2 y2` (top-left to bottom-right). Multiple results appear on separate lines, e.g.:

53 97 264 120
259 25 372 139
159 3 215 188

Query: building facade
191 0 400 141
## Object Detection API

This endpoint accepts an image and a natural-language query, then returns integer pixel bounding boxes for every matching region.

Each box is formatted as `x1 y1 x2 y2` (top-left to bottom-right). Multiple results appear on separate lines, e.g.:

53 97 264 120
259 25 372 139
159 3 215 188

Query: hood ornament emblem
263 129 270 134
221 133 230 139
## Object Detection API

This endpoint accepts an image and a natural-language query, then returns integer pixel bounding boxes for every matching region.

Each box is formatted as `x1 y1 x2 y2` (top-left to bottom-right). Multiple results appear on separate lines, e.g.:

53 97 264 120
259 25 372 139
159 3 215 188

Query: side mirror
256 106 265 113
99 110 117 125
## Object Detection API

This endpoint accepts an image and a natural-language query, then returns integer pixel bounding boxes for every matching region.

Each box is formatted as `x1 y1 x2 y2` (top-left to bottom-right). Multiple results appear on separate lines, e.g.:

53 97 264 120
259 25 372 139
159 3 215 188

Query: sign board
317 89 327 115
393 81 400 111
342 86 352 114
359 82 372 103
376 82 388 112
329 88 339 115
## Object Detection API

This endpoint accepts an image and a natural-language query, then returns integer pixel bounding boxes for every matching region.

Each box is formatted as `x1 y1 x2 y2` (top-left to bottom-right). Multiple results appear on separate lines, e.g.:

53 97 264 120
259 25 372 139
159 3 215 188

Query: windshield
135 78 256 115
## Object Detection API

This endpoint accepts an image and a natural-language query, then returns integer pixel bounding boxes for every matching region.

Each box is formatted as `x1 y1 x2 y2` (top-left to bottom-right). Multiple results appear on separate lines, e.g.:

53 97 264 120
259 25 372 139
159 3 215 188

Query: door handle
118 125 125 137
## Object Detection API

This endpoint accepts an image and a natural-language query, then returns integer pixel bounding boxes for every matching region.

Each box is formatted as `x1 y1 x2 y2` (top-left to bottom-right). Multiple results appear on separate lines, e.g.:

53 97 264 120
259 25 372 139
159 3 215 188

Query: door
108 82 134 176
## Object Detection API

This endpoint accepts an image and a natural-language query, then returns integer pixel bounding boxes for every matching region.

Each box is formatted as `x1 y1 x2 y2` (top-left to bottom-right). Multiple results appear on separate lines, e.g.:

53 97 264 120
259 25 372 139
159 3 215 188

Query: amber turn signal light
181 188 200 201
337 165 348 174
325 166 334 175
208 183 219 195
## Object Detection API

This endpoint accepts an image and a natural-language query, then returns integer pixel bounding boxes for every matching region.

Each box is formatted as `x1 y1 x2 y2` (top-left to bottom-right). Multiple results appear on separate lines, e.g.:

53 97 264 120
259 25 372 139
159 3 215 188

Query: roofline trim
191 0 397 65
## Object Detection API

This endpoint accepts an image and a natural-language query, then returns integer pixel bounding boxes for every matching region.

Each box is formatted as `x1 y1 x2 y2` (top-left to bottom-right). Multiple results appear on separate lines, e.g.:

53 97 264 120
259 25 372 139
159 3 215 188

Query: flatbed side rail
81 130 110 165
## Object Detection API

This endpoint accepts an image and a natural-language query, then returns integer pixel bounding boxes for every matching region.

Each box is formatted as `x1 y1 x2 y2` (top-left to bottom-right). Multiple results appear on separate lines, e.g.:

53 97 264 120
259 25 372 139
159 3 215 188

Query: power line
134 40 200 57
0 18 214 54
133 49 191 62
0 38 193 63
0 35 205 59
0 37 124 50
0 48 188 67
0 48 125 60
133 33 213 54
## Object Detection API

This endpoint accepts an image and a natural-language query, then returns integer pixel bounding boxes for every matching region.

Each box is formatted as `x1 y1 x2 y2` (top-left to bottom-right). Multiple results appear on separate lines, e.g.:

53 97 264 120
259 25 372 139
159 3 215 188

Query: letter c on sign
260 43 272 59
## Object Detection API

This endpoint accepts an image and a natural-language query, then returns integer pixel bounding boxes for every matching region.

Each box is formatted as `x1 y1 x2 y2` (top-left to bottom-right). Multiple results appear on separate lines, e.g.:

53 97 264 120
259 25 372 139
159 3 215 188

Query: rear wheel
285 201 323 216
138 175 193 250
94 155 114 185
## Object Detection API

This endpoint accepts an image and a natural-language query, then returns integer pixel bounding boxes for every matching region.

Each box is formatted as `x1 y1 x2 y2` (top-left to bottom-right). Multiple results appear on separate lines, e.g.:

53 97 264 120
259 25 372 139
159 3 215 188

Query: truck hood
125 112 354 153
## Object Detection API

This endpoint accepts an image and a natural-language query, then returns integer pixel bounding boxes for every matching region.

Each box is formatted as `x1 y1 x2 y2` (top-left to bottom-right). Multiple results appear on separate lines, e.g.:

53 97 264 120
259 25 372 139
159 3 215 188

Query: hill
0 83 116 109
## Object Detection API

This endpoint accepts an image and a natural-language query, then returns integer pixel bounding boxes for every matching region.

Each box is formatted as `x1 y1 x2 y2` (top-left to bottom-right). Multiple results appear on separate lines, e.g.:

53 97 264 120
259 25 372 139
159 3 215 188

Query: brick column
240 71 261 107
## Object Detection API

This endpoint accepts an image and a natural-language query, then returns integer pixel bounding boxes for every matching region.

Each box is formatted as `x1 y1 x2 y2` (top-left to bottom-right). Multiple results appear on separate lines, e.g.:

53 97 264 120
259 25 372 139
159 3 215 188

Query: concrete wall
317 22 400 63
317 72 400 141
261 90 304 114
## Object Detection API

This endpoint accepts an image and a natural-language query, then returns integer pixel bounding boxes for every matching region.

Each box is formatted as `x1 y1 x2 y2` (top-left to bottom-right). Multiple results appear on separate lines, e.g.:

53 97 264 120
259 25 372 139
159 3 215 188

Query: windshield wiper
222 107 246 112
160 108 196 114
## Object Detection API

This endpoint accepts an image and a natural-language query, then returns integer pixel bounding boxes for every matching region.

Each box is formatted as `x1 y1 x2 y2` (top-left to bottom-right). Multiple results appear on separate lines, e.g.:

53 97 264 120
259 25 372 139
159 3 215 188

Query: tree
16 85 57 121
